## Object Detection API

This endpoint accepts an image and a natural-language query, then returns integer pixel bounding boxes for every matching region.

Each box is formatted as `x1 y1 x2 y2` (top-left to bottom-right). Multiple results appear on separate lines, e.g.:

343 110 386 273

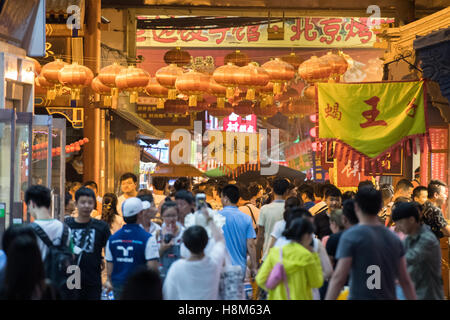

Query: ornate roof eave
374 7 450 64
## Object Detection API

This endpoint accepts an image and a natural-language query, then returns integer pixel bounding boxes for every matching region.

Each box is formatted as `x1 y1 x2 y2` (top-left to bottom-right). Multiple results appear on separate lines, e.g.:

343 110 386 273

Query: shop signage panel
137 16 394 48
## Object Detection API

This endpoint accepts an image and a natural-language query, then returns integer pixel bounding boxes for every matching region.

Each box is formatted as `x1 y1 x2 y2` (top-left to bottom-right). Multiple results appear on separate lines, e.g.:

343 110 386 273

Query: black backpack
31 223 76 299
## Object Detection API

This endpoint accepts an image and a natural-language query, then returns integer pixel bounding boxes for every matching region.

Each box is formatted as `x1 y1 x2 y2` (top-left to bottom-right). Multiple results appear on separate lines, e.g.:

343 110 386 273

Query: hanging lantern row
32 138 89 160
298 51 349 83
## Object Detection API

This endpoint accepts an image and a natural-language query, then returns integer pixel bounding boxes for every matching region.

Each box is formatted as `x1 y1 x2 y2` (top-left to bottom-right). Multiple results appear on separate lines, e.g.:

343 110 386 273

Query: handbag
265 247 291 300
218 251 244 300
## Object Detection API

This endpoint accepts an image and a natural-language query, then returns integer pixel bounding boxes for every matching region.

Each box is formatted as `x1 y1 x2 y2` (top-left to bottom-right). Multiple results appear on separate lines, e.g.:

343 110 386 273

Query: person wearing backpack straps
255 217 323 300
66 187 111 300
26 185 74 299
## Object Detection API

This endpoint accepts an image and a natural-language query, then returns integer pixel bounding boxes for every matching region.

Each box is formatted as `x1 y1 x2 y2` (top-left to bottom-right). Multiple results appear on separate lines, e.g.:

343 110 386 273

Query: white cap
142 201 151 210
122 197 144 218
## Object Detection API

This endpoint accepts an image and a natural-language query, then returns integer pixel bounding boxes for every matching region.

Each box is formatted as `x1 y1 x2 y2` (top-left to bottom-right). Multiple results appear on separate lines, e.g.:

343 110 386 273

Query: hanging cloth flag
317 80 428 162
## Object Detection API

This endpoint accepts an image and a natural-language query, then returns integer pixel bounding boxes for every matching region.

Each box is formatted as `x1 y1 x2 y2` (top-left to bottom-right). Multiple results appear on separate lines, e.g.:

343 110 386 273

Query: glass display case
0 109 14 236
32 115 66 221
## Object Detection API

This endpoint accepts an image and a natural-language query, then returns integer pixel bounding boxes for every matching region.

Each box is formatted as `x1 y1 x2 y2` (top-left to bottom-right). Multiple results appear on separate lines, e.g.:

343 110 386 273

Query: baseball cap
122 197 144 218
142 201 151 210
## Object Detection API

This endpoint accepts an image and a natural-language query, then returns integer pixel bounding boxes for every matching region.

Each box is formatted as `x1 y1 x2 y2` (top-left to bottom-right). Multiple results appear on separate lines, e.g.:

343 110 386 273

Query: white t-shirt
271 220 286 240
140 222 162 235
33 219 71 261
163 241 226 300
155 225 185 248
105 234 159 261
258 200 285 260
153 194 167 208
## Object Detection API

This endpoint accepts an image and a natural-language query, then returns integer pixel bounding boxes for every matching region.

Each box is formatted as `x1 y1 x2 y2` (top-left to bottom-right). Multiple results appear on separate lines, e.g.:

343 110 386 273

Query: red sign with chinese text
337 157 372 187
222 113 257 133
430 128 448 151
431 153 447 182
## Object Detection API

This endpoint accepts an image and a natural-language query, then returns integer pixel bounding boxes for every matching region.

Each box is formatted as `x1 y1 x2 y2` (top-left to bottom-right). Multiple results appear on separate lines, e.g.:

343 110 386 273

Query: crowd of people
0 173 448 300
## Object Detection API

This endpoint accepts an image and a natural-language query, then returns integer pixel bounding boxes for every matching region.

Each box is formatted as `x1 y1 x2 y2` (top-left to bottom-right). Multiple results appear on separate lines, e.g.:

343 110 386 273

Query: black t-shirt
313 211 332 240
325 231 343 263
65 217 111 286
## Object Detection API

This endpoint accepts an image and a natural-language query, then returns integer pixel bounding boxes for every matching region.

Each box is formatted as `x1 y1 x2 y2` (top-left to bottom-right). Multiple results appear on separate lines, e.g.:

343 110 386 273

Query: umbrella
205 167 227 178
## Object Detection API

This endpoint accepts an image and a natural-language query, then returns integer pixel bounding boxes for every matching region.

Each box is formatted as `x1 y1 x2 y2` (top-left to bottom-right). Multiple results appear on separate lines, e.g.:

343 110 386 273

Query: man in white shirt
117 173 138 216
256 178 290 263
26 185 71 261
163 207 226 300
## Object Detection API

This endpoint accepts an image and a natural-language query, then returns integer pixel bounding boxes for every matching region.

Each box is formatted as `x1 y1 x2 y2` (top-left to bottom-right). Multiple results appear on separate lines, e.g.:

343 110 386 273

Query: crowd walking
0 173 448 300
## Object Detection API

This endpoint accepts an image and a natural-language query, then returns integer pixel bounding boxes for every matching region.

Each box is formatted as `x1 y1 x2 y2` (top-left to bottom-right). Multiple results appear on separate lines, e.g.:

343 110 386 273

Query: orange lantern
319 52 348 80
234 100 254 118
115 66 150 103
91 77 112 106
208 103 233 120
58 62 94 101
145 78 169 109
98 63 125 98
280 52 304 70
30 58 41 76
156 64 184 100
262 58 295 95
41 59 68 98
164 47 191 67
175 71 210 107
235 62 270 100
164 99 188 117
253 104 278 120
208 78 227 108
298 56 333 83
35 75 54 98
302 84 316 101
224 50 250 67
257 81 276 107
213 63 240 99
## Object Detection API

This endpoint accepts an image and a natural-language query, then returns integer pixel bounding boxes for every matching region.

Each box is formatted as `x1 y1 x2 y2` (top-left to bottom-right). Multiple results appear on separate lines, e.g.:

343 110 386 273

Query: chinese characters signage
137 16 394 48
364 150 403 176
431 153 447 182
223 113 257 133
336 158 372 187
430 128 448 151
317 81 427 160
285 138 313 171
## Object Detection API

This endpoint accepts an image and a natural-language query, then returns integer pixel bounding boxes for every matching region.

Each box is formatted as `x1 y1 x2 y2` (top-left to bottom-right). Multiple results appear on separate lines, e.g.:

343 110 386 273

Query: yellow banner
318 81 427 159
137 16 394 48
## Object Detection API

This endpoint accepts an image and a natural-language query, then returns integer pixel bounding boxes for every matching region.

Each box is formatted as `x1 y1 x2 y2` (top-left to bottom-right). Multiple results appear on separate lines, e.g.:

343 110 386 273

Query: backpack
265 246 291 299
31 223 76 299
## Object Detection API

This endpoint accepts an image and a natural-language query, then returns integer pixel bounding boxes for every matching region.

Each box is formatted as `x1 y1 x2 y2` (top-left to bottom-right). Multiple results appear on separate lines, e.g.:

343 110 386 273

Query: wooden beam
126 8 137 64
45 24 85 37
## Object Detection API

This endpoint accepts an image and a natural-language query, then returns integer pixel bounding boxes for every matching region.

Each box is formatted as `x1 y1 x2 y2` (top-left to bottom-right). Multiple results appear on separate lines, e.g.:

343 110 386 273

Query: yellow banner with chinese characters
318 81 427 160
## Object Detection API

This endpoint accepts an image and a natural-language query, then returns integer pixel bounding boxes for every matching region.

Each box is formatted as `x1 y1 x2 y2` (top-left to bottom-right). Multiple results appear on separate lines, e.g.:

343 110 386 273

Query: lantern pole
83 0 105 195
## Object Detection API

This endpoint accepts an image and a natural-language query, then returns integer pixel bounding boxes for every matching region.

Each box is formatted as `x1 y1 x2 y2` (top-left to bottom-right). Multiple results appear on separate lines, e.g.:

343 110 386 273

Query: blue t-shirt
219 206 256 274
105 224 159 288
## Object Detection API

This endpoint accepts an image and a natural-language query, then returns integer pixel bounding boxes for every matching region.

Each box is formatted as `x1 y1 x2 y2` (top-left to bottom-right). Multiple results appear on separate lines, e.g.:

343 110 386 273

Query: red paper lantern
208 78 227 108
280 52 304 69
298 56 333 83
320 52 348 79
91 76 112 107
156 64 184 100
262 58 295 94
212 63 240 99
224 50 250 67
234 63 269 100
58 62 94 101
41 59 68 99
164 48 191 67
175 71 210 107
309 113 318 123
253 104 278 120
164 99 188 116
208 103 233 120
145 78 169 109
309 126 318 138
115 66 150 103
98 63 125 98
302 84 316 101
234 100 254 117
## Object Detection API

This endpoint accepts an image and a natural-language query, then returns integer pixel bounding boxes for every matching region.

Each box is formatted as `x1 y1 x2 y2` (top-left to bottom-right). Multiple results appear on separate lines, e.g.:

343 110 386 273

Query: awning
112 109 165 139
140 149 162 163
152 163 204 177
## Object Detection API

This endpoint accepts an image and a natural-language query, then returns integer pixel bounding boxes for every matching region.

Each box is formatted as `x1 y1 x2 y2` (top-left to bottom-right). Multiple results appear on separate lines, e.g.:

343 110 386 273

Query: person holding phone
155 200 185 282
